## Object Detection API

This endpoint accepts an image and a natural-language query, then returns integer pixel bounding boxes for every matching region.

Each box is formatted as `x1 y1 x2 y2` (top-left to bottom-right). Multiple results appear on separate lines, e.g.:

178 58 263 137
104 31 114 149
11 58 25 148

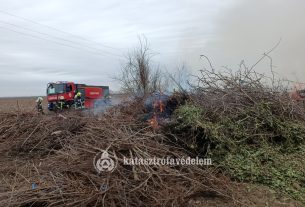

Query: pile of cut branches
0 72 303 206
166 67 305 202
0 104 233 207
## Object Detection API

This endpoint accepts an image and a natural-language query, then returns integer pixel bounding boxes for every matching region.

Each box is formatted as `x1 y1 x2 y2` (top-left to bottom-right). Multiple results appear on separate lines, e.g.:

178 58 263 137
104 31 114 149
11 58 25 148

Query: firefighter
74 92 83 109
36 97 44 114
57 101 64 110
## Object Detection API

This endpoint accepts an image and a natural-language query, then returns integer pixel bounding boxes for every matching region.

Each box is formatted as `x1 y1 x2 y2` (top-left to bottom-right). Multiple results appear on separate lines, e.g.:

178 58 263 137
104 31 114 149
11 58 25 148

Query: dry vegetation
0 97 47 113
0 100 301 207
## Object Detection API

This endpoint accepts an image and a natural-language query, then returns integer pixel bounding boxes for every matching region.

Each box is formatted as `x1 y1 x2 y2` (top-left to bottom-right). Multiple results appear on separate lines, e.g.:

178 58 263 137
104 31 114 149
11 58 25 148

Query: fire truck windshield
47 84 65 95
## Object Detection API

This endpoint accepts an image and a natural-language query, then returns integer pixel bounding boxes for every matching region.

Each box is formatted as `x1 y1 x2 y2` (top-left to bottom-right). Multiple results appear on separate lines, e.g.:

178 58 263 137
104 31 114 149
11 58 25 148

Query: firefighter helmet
36 97 43 102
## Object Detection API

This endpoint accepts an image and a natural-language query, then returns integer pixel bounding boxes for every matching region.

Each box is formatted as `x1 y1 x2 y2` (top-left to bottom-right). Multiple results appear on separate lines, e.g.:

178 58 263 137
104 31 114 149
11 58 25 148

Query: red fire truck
46 81 110 111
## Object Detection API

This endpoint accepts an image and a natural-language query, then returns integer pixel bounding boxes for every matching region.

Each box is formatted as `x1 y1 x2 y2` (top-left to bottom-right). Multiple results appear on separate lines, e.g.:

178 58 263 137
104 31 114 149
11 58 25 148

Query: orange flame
148 98 165 129
159 100 165 113
149 113 159 129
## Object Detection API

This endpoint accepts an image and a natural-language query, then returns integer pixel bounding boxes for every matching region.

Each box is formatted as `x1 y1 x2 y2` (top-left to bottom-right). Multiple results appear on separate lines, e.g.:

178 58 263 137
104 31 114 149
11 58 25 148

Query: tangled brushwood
167 67 305 202
0 103 238 207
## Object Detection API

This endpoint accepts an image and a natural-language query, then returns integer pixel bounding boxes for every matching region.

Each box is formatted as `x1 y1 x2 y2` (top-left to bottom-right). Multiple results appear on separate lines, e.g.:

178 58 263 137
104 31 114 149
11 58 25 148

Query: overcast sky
0 0 304 97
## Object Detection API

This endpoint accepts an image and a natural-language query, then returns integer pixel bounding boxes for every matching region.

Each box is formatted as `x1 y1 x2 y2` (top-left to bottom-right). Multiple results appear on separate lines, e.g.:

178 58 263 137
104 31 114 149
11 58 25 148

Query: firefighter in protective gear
74 92 83 109
36 97 44 114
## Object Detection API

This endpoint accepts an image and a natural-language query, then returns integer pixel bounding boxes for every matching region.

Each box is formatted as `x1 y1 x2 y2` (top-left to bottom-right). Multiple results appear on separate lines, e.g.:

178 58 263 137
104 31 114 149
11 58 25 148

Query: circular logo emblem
93 151 117 173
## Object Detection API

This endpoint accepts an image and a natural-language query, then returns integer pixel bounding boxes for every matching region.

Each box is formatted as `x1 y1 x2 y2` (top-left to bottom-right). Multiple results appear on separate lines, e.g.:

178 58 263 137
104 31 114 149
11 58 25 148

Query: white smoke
201 0 305 82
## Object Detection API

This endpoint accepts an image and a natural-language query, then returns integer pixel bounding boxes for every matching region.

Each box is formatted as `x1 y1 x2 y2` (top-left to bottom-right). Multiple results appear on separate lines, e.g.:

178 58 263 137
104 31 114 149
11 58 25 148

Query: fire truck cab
46 81 110 111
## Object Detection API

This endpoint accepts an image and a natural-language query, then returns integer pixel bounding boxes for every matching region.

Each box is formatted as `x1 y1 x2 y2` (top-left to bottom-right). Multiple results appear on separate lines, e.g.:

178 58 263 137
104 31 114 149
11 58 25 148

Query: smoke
203 0 305 82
